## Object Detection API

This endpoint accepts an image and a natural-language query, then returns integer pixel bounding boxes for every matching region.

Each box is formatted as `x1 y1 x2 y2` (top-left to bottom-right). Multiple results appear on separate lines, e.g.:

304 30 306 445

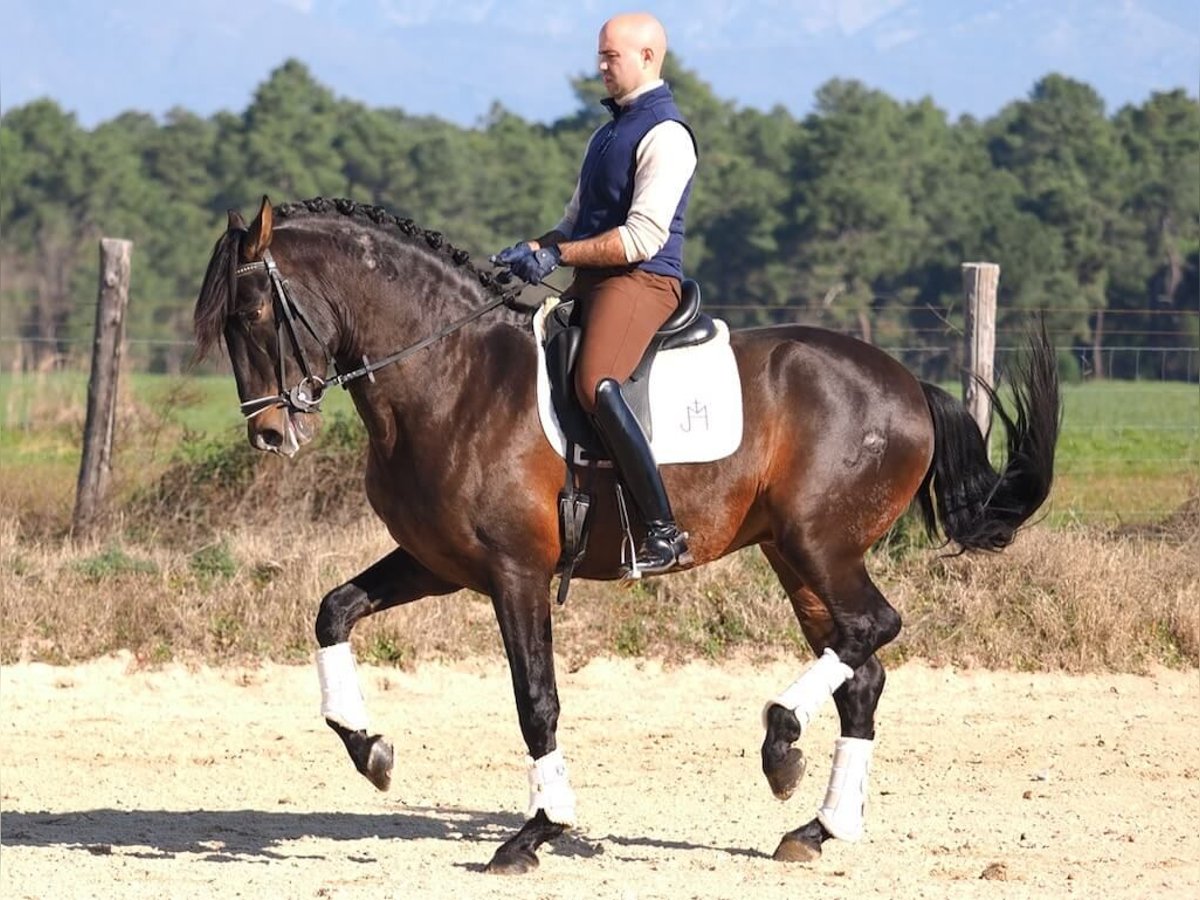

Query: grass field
0 371 360 528
1040 380 1198 523
2 370 1195 525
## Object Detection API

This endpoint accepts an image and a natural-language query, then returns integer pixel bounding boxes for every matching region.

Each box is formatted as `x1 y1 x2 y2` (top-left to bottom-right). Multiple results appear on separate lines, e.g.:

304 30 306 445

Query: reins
234 248 516 420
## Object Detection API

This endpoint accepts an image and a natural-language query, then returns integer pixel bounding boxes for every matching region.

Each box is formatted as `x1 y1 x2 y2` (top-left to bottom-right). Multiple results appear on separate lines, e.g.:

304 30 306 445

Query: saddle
543 279 718 458
542 279 719 604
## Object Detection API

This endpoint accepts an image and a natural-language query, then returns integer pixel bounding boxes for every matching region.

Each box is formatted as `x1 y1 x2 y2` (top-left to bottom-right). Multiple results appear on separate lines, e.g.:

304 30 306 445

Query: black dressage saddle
543 278 717 459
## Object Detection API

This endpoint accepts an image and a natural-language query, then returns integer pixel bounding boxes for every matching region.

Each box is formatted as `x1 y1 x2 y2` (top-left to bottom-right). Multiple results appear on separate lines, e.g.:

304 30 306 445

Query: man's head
597 12 667 100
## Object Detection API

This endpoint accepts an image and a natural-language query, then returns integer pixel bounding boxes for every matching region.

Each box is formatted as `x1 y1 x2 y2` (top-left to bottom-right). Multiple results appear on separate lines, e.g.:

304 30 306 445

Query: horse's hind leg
761 545 890 862
314 547 457 790
760 546 830 802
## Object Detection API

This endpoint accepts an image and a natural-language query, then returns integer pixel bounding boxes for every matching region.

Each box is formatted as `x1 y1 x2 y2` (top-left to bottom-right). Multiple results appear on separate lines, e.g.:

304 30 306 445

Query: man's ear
244 195 274 259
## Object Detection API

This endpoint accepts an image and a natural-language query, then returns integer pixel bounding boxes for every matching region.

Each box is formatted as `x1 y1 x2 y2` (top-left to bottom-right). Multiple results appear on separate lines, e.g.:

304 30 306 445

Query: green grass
1 372 1196 526
1044 382 1198 524
0 370 357 463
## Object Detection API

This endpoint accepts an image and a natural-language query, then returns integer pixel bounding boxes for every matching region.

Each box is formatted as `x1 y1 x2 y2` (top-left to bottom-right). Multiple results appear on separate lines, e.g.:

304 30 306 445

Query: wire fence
2 314 1196 527
3 327 1198 382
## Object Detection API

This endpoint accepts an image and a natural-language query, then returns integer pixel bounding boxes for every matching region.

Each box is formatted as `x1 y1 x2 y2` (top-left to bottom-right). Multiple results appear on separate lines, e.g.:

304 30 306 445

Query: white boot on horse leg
527 747 578 828
485 747 578 875
816 736 874 842
317 642 394 790
764 647 856 731
761 648 854 800
773 735 875 863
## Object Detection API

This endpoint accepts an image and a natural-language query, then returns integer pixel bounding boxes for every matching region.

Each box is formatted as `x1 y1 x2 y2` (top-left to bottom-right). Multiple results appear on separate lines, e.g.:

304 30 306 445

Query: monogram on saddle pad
534 279 743 467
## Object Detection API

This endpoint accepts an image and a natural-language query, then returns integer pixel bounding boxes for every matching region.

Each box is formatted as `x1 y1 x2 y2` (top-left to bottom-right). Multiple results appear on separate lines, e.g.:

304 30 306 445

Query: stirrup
623 524 693 579
639 526 692 575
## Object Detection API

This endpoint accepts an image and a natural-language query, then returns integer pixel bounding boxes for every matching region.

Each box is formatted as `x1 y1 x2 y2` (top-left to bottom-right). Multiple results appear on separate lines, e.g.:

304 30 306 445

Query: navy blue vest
571 83 695 279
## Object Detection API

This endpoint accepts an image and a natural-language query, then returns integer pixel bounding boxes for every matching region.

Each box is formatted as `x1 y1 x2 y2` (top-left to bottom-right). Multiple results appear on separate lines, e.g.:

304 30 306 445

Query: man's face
597 25 647 99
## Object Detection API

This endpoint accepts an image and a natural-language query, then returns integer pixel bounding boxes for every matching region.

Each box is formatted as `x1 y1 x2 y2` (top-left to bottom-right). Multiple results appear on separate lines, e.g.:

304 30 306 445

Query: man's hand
509 246 562 284
490 243 534 266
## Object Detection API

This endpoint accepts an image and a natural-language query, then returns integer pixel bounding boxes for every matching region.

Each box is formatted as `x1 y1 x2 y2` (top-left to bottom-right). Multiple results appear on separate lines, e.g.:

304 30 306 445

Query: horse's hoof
765 747 806 800
773 833 822 863
363 736 393 792
485 848 539 875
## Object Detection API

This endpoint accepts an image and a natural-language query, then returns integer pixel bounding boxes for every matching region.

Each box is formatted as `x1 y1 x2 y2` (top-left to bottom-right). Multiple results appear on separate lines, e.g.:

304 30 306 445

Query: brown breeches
566 268 681 413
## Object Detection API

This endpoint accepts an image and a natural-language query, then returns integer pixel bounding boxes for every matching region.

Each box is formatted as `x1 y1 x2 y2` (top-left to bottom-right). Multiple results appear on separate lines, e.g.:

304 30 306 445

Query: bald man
494 12 698 577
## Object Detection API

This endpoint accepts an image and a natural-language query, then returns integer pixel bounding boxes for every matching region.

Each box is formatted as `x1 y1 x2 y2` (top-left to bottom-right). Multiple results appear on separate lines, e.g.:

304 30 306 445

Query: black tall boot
592 378 692 576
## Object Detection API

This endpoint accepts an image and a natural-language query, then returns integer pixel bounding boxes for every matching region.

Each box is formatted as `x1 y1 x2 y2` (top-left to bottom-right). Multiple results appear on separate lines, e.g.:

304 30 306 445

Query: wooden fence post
72 238 133 541
961 262 999 440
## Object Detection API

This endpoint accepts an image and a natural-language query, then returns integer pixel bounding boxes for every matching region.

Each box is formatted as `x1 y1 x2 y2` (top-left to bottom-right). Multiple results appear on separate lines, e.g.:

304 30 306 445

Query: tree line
1 57 1196 379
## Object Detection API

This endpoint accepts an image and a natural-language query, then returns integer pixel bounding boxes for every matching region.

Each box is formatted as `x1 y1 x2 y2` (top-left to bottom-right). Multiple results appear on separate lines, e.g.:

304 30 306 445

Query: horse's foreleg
314 547 457 790
484 574 573 875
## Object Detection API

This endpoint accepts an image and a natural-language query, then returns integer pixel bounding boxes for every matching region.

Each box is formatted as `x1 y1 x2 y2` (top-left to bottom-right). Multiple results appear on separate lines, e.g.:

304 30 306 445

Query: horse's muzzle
247 407 317 458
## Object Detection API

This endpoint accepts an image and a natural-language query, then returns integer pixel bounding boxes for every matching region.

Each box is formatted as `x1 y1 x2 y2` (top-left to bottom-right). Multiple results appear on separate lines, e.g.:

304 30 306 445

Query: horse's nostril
257 427 284 450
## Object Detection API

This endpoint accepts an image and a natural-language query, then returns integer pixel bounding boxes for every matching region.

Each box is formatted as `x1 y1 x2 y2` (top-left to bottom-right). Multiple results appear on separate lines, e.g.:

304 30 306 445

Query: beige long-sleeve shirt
552 79 698 264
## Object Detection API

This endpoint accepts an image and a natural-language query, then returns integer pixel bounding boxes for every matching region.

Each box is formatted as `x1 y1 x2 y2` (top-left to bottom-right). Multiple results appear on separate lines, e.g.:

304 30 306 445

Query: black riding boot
592 378 692 576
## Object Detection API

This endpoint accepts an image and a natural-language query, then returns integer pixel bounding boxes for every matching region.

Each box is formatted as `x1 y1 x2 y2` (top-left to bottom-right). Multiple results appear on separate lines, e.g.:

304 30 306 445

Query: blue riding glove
491 242 534 267
509 245 562 284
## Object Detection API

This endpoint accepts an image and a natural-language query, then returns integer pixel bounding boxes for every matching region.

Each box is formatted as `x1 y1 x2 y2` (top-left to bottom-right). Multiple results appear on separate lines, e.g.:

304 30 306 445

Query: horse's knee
315 582 367 646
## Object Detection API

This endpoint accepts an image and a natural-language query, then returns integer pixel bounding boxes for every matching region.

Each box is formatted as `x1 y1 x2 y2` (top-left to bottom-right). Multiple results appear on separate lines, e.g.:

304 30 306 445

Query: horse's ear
244 195 274 260
227 209 247 232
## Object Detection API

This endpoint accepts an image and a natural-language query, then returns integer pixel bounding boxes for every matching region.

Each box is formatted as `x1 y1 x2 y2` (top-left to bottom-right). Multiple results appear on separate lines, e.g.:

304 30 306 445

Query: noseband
233 249 513 420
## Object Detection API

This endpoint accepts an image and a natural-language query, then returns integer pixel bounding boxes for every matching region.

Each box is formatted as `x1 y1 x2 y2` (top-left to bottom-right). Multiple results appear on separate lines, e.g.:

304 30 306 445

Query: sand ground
2 654 1197 899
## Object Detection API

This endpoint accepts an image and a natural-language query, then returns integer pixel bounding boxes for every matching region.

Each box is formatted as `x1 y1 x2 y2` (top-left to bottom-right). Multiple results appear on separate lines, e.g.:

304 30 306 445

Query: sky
0 0 1196 128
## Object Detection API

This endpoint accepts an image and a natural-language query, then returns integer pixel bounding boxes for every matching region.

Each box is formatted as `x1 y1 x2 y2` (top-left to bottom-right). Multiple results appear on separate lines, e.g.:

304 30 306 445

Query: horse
194 195 1059 874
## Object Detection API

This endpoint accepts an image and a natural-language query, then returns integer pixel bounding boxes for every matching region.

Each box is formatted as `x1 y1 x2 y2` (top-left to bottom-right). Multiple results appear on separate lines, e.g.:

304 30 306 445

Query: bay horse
194 196 1059 873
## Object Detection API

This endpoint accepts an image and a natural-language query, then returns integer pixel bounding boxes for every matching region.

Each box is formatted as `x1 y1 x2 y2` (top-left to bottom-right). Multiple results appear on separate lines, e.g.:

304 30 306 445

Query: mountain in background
1 0 1195 127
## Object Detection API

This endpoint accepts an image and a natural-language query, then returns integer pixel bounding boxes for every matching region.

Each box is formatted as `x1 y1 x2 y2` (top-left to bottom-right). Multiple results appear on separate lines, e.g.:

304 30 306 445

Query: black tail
915 324 1061 551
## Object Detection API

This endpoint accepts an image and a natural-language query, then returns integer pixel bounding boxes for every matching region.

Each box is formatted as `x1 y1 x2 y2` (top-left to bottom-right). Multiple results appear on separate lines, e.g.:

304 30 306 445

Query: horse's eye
239 303 266 324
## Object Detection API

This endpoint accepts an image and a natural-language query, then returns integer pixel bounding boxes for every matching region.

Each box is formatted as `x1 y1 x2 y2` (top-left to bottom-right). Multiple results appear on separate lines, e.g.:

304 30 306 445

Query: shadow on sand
2 806 764 865
1 806 527 862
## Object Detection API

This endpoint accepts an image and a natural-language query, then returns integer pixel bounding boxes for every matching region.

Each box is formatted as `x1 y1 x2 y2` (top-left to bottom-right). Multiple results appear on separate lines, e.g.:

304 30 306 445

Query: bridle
233 248 514 420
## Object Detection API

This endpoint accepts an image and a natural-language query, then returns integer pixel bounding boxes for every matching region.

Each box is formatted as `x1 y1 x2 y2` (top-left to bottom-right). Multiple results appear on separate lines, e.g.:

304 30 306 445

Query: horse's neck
335 268 530 453
332 250 482 374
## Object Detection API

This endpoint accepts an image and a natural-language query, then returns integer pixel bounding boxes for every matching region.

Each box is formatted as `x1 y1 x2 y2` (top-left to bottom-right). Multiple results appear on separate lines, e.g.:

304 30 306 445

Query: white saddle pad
533 298 743 465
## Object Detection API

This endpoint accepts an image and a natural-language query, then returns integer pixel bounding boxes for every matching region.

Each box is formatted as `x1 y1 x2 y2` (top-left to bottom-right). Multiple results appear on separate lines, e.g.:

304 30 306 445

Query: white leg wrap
316 642 369 731
762 647 855 729
816 737 874 842
527 748 577 827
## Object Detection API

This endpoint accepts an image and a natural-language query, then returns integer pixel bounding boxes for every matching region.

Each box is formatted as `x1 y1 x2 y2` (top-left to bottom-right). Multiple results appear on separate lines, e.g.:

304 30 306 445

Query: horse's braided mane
277 197 508 297
194 196 512 359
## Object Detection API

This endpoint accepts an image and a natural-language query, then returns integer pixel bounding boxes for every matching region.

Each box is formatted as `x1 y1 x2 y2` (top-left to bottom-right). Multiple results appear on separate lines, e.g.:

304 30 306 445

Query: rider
494 11 697 576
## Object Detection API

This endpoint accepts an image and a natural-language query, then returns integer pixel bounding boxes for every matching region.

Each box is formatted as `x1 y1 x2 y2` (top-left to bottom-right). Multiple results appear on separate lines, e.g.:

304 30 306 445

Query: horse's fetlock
764 703 803 744
315 584 363 645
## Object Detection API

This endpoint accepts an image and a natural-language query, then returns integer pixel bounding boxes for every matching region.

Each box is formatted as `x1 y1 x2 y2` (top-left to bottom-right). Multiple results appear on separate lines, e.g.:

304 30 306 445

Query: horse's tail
914 324 1061 552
